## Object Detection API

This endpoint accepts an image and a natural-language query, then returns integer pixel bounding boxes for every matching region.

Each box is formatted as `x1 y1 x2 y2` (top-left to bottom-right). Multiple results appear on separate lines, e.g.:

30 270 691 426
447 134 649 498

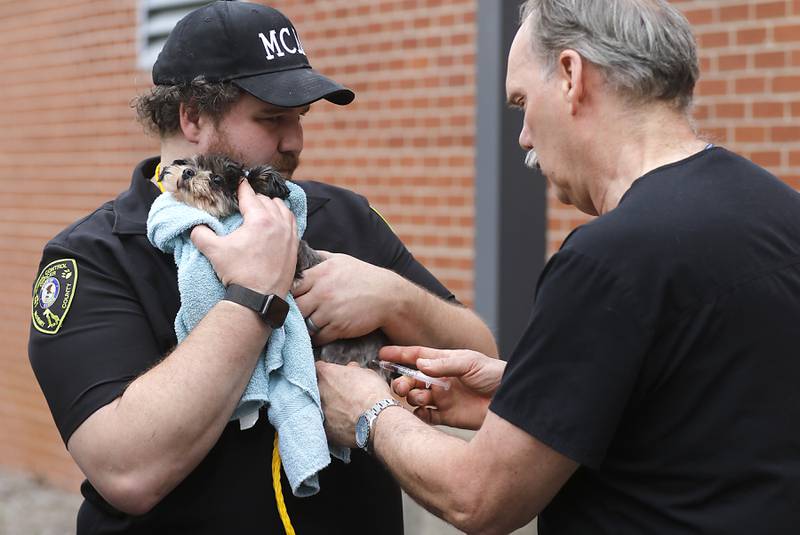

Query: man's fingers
312 326 337 346
407 388 434 407
292 270 315 297
391 376 416 397
190 224 218 253
416 354 475 378
379 346 450 367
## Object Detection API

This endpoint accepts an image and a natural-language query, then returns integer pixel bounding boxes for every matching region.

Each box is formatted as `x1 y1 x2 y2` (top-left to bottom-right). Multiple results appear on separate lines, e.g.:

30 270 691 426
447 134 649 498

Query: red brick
716 103 745 118
755 51 786 68
699 31 730 48
697 79 728 96
755 1 787 18
790 151 800 166
792 101 800 116
413 17 431 29
753 102 784 118
773 126 800 141
774 75 800 92
737 28 767 45
735 126 767 142
720 4 750 21
775 24 800 42
685 8 714 25
735 77 767 94
719 53 748 70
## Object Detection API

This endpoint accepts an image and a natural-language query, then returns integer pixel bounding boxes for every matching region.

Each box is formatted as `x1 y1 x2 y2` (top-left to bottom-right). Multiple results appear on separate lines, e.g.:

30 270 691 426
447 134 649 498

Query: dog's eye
211 175 223 186
182 168 195 180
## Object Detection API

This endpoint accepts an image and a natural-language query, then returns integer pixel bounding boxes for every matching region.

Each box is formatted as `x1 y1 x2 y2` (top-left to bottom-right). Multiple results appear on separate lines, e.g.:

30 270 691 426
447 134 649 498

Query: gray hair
132 77 242 138
519 0 699 112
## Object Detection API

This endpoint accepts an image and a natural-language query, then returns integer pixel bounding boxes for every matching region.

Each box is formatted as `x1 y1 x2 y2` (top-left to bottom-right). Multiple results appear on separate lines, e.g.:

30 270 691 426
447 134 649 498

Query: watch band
223 284 289 329
363 398 401 453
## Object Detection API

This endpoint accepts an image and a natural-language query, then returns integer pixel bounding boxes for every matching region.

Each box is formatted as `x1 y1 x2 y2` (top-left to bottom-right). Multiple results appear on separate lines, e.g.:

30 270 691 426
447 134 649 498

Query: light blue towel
146 181 349 497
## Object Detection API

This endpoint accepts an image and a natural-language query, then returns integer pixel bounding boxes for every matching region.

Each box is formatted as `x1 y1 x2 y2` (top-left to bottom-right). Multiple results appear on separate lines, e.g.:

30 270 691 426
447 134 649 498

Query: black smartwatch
223 284 289 329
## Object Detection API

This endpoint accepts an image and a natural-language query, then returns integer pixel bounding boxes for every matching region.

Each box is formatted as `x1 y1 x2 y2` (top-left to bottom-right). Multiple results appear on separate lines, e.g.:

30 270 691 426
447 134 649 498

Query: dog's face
162 155 244 218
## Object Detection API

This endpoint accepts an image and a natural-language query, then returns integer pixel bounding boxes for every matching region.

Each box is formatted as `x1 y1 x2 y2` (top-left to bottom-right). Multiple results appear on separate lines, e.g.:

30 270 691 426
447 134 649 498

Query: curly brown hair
132 76 242 138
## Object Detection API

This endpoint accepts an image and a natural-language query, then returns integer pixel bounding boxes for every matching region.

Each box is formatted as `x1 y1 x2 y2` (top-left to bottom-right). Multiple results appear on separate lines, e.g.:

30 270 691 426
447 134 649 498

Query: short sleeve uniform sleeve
28 234 162 445
490 250 652 467
364 206 456 302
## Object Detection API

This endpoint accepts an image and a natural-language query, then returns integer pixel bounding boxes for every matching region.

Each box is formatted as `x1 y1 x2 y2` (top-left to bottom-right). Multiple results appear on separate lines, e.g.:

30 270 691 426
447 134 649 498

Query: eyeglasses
524 149 538 169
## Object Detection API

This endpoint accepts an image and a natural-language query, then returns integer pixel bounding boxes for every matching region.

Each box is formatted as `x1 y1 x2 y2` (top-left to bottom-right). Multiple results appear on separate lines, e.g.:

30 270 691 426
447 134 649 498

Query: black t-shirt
491 148 800 534
28 157 456 534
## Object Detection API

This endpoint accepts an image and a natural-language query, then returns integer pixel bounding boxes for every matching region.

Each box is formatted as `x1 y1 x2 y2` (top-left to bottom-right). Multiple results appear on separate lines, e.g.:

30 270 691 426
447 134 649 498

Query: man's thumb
190 224 218 254
236 179 258 216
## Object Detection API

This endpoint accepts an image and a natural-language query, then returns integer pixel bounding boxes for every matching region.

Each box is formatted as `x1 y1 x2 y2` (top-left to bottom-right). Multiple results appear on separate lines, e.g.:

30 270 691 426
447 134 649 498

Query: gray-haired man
316 1 800 533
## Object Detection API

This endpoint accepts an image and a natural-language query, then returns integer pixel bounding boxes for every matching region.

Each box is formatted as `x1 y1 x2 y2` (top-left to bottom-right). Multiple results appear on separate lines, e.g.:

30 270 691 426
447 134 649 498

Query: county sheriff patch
31 258 78 335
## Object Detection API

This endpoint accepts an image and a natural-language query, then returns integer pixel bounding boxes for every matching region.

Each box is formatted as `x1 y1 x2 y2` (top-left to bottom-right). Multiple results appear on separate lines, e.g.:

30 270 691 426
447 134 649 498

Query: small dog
161 155 320 279
160 155 389 376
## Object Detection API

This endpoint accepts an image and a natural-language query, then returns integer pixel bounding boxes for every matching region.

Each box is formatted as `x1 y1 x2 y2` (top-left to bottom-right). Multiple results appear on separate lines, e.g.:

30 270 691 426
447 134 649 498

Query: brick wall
547 0 800 254
0 0 476 491
0 0 156 491
289 0 477 300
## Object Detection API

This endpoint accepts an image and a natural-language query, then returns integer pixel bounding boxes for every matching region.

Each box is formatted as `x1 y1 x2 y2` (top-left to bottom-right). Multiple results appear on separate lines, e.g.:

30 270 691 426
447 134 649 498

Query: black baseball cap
152 1 354 108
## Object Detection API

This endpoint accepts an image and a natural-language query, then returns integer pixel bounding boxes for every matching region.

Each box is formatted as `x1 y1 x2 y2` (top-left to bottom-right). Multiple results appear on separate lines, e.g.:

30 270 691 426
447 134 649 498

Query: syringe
377 361 451 390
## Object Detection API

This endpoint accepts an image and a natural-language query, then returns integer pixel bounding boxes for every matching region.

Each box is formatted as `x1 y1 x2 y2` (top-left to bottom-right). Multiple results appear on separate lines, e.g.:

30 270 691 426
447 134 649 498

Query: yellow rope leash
272 433 295 535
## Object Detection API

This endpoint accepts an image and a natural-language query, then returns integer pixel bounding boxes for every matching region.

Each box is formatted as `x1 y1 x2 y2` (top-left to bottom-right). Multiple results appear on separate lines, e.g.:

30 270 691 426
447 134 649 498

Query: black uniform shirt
29 157 455 534
491 148 800 534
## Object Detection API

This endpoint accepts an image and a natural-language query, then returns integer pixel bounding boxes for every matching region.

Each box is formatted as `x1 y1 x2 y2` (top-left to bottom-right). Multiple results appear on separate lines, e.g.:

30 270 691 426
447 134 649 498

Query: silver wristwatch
355 398 401 452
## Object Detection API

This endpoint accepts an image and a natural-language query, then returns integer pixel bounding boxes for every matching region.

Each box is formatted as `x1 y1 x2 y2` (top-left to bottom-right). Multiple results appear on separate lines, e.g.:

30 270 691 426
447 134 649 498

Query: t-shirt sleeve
490 249 652 468
28 238 162 445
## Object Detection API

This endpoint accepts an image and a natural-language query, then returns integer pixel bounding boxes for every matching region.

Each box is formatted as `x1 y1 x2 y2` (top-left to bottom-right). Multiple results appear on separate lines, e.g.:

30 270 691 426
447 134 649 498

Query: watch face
355 414 369 449
263 295 289 328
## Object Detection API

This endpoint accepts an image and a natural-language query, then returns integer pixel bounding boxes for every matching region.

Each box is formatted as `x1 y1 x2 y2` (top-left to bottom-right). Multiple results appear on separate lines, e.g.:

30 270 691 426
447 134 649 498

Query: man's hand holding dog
294 251 403 344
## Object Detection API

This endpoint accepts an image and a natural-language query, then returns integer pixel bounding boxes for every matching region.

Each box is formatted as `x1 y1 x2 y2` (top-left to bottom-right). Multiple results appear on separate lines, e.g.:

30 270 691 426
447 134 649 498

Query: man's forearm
371 407 494 533
383 277 498 357
68 301 269 514
371 408 568 535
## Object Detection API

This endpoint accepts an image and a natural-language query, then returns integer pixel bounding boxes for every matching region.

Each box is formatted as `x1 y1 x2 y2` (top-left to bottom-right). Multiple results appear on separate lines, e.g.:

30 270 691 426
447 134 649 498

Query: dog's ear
223 159 245 182
246 166 290 199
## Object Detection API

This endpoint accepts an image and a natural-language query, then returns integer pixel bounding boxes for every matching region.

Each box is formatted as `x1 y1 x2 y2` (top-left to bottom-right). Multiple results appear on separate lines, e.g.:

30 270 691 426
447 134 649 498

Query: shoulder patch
31 258 78 335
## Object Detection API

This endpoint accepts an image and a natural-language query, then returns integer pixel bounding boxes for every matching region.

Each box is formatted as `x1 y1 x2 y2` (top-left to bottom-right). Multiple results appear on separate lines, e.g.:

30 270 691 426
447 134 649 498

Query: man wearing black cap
27 2 496 533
